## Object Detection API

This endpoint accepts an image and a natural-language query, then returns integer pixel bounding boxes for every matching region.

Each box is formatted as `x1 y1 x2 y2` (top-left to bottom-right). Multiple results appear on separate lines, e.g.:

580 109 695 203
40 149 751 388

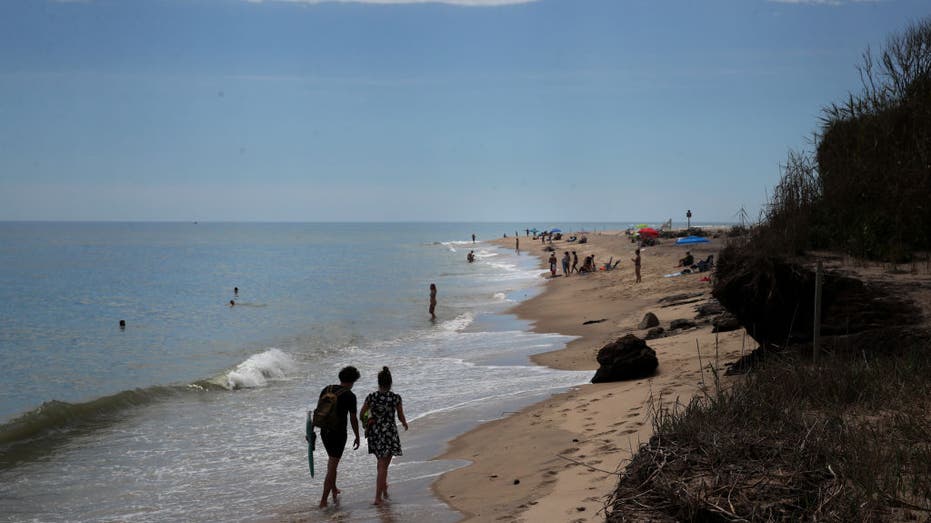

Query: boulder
669 318 696 331
591 334 659 383
712 313 741 333
644 327 666 340
638 312 660 330
695 301 724 318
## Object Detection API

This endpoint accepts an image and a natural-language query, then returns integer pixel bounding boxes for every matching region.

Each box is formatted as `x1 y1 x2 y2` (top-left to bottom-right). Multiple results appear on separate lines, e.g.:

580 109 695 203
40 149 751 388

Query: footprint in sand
620 428 638 435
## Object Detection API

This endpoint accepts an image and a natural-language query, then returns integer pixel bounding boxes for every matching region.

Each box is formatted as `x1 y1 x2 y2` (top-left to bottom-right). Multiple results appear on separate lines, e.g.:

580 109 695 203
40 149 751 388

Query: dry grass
606 349 931 521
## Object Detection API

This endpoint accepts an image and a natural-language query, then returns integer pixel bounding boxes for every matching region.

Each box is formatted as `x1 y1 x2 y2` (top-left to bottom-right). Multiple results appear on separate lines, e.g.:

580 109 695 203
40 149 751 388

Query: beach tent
638 227 659 238
675 236 710 245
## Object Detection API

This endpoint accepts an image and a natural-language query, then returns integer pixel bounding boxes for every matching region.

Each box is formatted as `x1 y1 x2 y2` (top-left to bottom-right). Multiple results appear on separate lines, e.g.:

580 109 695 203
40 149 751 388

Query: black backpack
312 385 346 431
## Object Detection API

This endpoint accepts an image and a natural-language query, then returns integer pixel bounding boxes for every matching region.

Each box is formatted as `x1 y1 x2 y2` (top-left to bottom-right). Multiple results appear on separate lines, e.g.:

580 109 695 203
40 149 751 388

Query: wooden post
813 261 823 363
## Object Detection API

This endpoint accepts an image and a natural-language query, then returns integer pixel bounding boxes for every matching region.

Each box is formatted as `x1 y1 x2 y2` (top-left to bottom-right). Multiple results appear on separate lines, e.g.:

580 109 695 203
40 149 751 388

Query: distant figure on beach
360 366 408 506
562 251 571 276
467 250 475 263
229 300 235 307
633 249 642 283
314 366 361 508
429 283 437 320
525 229 530 236
234 286 239 296
119 320 126 330
548 252 558 277
472 233 476 243
515 237 519 252
678 251 694 268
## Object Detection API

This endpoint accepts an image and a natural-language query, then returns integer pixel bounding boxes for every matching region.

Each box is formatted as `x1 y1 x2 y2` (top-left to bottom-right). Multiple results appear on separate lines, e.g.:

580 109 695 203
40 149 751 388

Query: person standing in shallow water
429 283 437 320
360 366 408 506
317 366 361 508
548 252 558 277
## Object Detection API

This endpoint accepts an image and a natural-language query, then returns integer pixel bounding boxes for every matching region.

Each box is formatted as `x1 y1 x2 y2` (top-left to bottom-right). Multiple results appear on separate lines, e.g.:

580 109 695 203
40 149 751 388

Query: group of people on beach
312 365 409 508
545 247 641 282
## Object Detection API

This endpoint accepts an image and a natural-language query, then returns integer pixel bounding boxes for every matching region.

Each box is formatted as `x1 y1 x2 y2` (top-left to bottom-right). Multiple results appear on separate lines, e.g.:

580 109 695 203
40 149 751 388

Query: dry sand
433 230 751 522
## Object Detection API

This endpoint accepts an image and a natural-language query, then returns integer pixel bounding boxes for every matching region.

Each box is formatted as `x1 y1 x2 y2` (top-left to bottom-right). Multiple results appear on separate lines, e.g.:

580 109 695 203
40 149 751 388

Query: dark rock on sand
658 292 704 304
591 334 658 383
669 319 696 331
712 312 740 333
694 301 724 318
638 312 659 330
644 327 666 340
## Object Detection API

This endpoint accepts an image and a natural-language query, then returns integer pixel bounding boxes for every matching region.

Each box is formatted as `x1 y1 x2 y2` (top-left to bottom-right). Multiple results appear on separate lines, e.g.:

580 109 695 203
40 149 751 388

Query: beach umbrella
550 228 562 233
639 227 659 238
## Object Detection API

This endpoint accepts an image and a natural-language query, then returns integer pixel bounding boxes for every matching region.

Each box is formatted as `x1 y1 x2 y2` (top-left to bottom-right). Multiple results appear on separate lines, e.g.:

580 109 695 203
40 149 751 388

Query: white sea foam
437 312 474 332
493 292 508 301
225 348 296 389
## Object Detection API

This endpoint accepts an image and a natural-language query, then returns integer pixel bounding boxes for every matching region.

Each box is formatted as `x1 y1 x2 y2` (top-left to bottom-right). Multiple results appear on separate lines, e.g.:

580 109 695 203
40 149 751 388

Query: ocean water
0 222 614 522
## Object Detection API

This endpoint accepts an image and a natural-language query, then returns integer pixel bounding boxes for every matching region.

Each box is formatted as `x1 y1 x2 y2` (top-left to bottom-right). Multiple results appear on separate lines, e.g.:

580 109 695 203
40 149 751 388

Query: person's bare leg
320 456 340 508
373 456 392 505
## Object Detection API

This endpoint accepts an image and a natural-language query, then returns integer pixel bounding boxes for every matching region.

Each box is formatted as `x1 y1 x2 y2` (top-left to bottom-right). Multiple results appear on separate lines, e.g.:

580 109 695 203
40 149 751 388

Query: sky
0 0 928 223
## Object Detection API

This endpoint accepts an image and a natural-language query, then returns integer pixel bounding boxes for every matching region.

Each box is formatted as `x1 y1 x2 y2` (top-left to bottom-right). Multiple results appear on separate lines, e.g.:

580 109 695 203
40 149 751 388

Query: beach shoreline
433 229 749 521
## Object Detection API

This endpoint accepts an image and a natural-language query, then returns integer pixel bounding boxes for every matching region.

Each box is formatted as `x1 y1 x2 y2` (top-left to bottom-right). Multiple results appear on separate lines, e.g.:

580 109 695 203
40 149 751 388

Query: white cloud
245 0 538 5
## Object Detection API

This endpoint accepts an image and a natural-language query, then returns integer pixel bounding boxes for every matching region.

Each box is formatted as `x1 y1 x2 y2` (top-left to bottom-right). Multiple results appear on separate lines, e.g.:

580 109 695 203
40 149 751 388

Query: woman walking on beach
360 367 408 506
548 252 558 277
429 283 437 320
632 249 642 283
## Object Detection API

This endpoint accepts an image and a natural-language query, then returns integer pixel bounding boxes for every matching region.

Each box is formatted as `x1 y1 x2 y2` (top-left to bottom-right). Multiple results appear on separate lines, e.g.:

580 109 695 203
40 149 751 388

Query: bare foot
372 499 382 506
319 500 328 509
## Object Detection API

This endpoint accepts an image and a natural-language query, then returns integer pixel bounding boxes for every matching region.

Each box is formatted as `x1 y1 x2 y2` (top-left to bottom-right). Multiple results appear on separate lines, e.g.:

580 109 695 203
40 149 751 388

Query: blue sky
0 0 927 222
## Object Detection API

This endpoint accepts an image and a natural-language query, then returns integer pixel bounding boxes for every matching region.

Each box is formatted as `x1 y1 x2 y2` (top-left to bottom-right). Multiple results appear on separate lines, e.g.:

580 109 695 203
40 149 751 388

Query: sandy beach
434 230 750 521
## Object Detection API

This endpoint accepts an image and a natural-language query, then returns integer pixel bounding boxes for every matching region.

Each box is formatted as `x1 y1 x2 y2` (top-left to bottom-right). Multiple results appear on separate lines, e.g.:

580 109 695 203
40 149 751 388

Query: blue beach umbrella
675 236 710 245
550 228 562 233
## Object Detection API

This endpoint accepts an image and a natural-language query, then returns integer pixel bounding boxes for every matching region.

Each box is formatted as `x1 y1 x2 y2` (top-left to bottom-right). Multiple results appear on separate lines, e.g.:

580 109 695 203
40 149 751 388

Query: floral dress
364 390 403 458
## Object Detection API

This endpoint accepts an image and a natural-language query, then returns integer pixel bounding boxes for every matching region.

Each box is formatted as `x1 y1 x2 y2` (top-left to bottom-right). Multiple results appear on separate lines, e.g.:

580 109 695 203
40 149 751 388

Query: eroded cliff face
712 245 924 354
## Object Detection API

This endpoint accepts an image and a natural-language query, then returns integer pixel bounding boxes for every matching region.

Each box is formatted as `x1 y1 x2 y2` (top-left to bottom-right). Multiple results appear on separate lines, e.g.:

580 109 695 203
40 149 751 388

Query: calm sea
0 222 629 522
